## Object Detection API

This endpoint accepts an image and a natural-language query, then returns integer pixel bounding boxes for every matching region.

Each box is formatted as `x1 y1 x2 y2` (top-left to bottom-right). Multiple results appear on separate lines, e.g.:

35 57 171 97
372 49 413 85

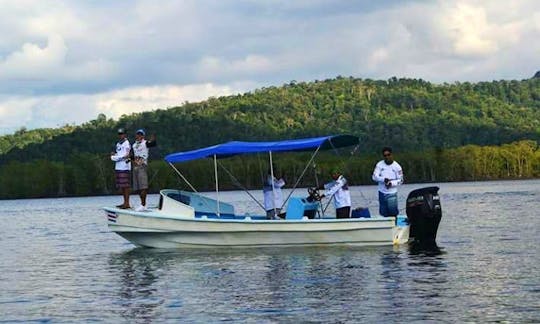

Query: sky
0 0 539 135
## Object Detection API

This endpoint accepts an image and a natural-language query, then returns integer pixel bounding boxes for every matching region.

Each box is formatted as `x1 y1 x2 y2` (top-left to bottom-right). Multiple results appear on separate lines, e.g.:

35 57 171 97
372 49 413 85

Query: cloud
0 33 118 89
0 97 36 131
197 55 274 80
0 0 539 134
443 3 499 57
437 1 531 58
0 83 251 134
0 34 67 78
342 0 540 81
94 83 249 117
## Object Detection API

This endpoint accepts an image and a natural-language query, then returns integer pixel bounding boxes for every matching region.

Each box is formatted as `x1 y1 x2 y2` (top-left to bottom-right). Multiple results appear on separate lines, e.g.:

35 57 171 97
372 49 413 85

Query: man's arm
372 162 385 183
146 134 157 148
111 151 129 162
111 142 131 162
324 177 346 197
389 164 404 187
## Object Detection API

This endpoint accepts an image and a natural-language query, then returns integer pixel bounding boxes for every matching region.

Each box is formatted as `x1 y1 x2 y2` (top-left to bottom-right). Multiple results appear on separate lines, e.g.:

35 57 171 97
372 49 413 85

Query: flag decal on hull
107 211 117 223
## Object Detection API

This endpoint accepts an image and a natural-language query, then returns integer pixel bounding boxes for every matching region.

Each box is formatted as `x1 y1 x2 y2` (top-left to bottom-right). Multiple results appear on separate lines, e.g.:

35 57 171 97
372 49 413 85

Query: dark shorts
132 164 148 191
115 170 131 189
336 206 351 219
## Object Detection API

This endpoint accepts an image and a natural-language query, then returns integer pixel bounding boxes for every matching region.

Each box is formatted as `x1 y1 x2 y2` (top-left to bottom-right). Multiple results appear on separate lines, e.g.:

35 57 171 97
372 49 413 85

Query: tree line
0 140 537 199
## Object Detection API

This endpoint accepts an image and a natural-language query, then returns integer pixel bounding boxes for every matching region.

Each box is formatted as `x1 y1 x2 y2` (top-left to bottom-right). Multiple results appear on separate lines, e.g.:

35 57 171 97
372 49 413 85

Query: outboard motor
406 186 442 244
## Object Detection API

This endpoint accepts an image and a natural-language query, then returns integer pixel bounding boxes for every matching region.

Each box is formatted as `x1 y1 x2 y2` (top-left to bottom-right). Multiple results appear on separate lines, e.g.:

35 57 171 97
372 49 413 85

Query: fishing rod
312 163 325 218
217 159 266 211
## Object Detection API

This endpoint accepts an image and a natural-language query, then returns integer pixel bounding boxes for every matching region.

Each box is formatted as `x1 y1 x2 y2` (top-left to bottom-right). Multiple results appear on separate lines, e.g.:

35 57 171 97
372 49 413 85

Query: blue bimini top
164 135 359 163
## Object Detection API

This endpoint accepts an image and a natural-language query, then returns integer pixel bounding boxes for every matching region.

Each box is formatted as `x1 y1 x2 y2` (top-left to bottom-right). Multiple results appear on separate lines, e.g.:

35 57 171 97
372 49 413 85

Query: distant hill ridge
1 76 539 164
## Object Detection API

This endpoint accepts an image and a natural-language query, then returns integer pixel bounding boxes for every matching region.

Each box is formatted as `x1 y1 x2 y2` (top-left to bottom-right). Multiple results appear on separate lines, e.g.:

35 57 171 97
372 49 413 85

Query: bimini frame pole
168 162 199 193
213 154 221 217
269 151 277 218
168 162 218 214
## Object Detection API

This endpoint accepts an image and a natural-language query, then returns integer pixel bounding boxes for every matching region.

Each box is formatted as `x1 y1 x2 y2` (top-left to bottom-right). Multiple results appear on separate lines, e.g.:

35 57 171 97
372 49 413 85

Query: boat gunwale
103 207 394 224
108 223 395 233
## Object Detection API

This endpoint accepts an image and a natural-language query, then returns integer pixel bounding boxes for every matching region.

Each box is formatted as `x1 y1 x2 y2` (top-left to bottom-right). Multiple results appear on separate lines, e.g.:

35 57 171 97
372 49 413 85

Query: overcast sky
0 0 538 135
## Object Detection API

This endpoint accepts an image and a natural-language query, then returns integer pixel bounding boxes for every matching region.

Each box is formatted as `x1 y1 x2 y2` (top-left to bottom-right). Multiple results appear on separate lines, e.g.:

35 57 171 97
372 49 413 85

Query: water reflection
264 249 339 311
380 249 405 311
2 180 539 322
108 249 168 323
105 244 451 322
408 242 444 257
404 243 449 320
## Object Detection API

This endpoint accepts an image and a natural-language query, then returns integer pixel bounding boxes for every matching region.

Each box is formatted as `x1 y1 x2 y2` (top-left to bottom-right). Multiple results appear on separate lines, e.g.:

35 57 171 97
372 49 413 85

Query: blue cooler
351 207 371 218
396 215 409 226
286 197 319 219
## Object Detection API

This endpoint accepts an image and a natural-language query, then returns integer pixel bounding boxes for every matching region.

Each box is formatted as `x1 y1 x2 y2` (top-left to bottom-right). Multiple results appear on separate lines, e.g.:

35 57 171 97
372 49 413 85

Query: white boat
104 135 440 248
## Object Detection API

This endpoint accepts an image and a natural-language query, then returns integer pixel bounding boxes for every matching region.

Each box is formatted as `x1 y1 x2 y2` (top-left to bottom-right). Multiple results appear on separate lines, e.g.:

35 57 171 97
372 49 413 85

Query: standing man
321 169 351 218
132 129 157 211
111 128 131 209
263 166 286 219
372 147 403 217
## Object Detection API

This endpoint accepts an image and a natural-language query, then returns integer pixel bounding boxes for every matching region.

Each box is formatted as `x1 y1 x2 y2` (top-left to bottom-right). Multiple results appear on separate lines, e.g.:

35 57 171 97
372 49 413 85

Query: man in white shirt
321 169 351 218
132 129 157 211
372 147 403 217
263 166 286 219
110 128 131 209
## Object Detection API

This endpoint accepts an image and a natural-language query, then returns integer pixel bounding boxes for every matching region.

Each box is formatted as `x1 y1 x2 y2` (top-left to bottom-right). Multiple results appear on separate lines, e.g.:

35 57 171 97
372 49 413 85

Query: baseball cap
136 129 145 136
117 128 126 134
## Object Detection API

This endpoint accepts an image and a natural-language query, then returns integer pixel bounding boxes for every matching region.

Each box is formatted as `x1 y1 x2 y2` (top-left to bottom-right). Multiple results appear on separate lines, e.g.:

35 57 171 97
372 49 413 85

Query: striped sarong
115 170 131 189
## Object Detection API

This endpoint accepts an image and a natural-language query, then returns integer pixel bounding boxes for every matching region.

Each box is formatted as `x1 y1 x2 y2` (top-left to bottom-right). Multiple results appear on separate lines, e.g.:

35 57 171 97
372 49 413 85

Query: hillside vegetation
0 76 539 199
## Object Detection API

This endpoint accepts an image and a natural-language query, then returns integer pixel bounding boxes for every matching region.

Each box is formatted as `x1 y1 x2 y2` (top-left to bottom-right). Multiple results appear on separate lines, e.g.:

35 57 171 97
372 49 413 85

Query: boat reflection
408 241 444 257
107 249 169 322
105 244 448 321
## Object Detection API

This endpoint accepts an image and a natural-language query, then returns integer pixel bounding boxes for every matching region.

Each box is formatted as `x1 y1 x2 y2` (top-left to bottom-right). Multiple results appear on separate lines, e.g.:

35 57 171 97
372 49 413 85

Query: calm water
1 180 539 323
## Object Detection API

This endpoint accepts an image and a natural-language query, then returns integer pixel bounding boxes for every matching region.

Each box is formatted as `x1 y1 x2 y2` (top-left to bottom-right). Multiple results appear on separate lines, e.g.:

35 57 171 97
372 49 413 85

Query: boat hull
105 208 409 248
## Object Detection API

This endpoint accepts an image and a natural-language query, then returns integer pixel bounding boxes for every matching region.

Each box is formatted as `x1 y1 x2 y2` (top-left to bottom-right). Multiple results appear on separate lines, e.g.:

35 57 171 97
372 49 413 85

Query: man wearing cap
320 169 351 218
132 129 157 211
372 147 403 217
110 128 131 209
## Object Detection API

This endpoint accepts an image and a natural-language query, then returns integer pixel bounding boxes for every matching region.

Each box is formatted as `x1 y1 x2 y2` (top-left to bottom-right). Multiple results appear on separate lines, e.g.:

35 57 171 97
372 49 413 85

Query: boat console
159 189 236 218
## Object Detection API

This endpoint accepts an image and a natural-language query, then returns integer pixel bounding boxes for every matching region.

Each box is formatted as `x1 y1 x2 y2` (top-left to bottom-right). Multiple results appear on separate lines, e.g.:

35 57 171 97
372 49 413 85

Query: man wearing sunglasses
372 147 403 217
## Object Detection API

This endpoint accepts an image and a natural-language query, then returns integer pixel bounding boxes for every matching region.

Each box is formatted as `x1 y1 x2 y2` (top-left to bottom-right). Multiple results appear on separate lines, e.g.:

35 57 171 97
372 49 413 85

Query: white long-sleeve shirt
263 175 285 211
372 160 403 194
111 139 131 171
132 139 150 165
324 175 351 209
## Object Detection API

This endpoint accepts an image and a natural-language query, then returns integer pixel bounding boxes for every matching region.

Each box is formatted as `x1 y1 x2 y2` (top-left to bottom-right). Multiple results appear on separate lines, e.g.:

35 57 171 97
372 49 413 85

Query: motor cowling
406 186 442 244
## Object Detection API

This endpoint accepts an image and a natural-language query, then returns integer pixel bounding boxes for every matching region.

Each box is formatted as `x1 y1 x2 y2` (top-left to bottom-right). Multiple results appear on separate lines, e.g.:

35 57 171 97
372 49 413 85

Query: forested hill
1 76 539 164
